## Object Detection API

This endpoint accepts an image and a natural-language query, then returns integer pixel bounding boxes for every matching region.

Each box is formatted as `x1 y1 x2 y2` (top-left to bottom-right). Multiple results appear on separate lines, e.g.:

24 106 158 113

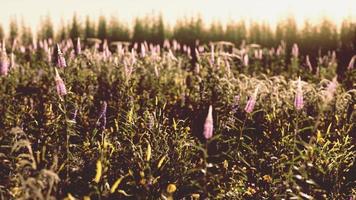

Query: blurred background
1 0 355 30
0 0 355 66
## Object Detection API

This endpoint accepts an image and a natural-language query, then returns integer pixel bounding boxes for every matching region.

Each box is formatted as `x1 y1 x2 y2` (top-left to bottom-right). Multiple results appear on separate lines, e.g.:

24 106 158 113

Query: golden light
0 0 355 31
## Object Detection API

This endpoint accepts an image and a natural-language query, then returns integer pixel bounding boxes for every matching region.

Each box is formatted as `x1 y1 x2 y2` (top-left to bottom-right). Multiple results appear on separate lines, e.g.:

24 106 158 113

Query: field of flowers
0 39 355 199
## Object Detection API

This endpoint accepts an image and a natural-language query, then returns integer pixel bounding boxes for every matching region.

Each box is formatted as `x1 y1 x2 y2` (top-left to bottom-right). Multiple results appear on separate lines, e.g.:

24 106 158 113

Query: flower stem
289 111 299 184
62 96 70 182
237 115 247 151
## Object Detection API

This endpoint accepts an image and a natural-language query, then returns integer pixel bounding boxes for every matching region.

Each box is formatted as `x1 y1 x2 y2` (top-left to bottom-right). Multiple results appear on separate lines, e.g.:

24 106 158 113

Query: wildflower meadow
0 16 355 200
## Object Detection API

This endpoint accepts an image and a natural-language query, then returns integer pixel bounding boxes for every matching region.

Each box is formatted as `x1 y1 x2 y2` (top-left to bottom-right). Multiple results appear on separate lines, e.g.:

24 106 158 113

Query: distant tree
225 20 246 46
284 17 298 44
38 15 54 40
318 18 337 53
84 16 96 40
300 20 312 53
173 16 206 70
173 16 206 44
175 16 205 43
69 14 81 40
132 18 145 43
133 15 161 43
97 16 107 41
20 20 33 46
194 16 205 42
153 15 165 45
338 19 355 71
109 16 130 42
249 22 274 47
208 21 224 42
283 17 298 64
9 17 19 43
275 21 285 44
44 15 54 40
260 22 274 47
57 21 68 42
249 21 262 44
340 19 354 51
300 20 318 66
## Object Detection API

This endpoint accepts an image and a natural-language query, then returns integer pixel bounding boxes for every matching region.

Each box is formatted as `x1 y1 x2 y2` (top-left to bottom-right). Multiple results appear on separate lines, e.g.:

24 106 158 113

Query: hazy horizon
0 0 355 33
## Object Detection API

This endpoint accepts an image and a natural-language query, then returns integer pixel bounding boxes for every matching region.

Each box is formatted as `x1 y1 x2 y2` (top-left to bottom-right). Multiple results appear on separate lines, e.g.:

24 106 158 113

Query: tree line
0 14 355 66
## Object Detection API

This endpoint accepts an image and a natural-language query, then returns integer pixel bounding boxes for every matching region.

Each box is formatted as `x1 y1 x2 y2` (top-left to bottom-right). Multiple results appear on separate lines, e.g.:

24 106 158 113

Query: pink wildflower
55 68 67 96
57 44 67 68
243 54 249 67
76 37 81 55
294 77 304 110
245 86 259 113
0 52 9 76
203 105 213 140
324 76 338 103
292 43 299 58
305 55 313 72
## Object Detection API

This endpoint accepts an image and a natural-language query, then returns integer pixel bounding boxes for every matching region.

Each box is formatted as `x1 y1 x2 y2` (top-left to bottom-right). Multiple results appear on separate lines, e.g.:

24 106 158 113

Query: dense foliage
0 38 355 199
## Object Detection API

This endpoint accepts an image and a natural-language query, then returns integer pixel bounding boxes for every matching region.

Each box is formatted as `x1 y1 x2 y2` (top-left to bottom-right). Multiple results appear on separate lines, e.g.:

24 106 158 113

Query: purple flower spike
245 86 259 113
294 77 304 111
327 77 338 94
292 43 299 58
306 55 313 72
72 109 78 122
54 68 67 96
10 53 15 69
243 54 249 67
57 44 67 68
203 105 213 140
230 95 240 116
210 43 215 64
0 52 9 76
141 43 146 57
98 101 108 130
324 76 338 103
76 38 81 55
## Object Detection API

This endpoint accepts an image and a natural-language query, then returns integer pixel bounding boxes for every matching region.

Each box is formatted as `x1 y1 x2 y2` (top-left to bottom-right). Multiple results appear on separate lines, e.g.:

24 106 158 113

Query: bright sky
0 0 355 32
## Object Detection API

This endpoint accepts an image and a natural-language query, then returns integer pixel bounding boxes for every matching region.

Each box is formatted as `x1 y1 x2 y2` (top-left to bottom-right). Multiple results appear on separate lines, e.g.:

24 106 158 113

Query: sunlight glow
0 0 355 32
